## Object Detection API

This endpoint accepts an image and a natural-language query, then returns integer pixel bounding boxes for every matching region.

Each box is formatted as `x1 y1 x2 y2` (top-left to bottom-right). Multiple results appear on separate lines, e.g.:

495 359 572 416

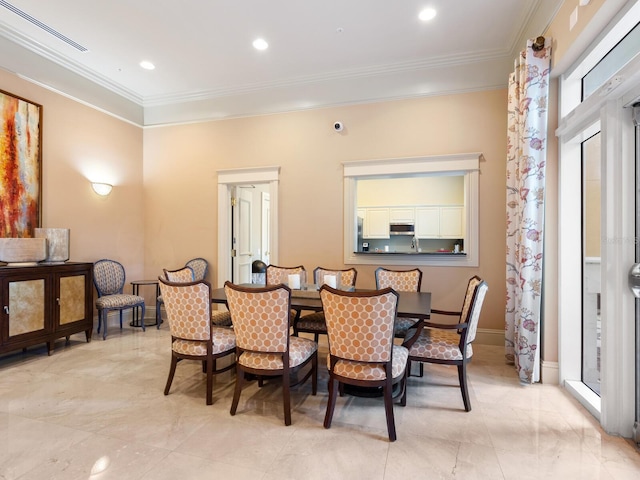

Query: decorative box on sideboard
0 262 93 356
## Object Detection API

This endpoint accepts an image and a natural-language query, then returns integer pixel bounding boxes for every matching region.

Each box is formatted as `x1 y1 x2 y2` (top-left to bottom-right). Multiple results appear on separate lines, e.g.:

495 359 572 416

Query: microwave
389 223 415 235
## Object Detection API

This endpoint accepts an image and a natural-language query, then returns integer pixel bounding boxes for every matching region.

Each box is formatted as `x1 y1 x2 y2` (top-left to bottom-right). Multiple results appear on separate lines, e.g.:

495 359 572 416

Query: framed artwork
0 89 42 238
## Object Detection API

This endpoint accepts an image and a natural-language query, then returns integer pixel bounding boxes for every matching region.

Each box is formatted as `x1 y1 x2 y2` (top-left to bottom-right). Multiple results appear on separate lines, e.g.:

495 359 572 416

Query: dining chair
93 259 146 340
154 266 195 328
164 266 195 282
294 267 358 341
320 285 408 442
265 264 306 286
224 282 318 426
158 277 236 405
375 267 423 338
402 276 488 412
156 258 229 326
265 264 307 323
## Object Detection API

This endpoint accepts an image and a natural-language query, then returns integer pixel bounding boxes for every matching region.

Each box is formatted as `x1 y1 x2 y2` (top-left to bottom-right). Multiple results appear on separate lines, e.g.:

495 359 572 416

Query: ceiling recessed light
252 38 268 51
139 60 155 70
419 8 437 21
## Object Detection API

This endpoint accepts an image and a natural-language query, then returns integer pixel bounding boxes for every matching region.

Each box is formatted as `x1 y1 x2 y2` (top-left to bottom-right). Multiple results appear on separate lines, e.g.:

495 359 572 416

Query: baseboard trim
475 328 504 346
542 360 559 385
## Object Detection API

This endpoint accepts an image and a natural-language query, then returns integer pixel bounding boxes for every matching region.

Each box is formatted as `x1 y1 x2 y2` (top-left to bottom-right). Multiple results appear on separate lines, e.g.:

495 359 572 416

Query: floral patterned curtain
506 38 551 384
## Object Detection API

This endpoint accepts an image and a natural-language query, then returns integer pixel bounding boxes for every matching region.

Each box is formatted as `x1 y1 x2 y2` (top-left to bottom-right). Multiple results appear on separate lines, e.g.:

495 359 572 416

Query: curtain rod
532 36 545 51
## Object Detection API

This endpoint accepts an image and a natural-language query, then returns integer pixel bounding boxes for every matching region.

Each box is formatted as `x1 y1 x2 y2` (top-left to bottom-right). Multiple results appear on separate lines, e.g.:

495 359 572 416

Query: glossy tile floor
0 325 638 480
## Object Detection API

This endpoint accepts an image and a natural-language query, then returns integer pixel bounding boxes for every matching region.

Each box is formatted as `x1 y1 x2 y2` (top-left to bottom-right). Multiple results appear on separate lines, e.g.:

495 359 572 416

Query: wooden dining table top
210 284 431 319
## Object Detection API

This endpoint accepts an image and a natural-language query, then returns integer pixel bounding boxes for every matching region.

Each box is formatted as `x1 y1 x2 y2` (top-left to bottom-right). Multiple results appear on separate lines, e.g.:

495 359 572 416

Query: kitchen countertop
354 251 466 255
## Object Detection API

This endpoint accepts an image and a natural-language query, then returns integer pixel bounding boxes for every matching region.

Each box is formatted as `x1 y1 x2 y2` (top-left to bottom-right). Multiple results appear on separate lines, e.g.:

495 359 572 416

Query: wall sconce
91 182 113 196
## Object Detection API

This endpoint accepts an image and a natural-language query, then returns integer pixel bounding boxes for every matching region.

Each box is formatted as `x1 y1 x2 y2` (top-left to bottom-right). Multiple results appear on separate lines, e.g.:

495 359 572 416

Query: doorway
231 184 270 283
217 166 280 287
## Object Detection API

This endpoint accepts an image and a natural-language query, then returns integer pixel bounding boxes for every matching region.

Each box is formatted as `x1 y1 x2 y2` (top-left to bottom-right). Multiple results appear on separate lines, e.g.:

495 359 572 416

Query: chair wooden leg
102 310 108 340
164 355 178 395
324 377 339 429
283 367 292 426
230 363 244 416
399 367 408 407
383 379 397 442
311 353 318 395
97 310 102 334
140 304 146 332
206 357 213 405
458 362 471 412
156 300 162 328
119 310 123 330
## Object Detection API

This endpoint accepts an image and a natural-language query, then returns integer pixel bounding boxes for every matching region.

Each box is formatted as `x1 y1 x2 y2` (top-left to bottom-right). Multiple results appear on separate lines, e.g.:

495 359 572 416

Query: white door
232 187 253 284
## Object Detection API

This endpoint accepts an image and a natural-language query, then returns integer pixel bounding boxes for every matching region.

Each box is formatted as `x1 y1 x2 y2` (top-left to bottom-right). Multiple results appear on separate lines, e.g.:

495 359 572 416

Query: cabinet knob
56 298 60 305
3 306 8 314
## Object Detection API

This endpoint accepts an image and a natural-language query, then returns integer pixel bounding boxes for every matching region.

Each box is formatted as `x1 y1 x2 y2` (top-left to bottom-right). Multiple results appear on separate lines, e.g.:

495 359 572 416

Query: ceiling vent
0 1 88 52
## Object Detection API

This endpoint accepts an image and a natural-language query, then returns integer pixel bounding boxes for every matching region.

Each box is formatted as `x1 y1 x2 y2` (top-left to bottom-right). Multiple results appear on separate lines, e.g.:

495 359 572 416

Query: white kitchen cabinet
415 206 464 238
389 207 415 223
415 207 439 238
363 208 390 239
440 206 464 238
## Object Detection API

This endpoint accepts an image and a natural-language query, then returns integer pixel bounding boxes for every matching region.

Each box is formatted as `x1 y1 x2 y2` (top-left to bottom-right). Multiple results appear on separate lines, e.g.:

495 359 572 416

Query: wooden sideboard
0 262 93 356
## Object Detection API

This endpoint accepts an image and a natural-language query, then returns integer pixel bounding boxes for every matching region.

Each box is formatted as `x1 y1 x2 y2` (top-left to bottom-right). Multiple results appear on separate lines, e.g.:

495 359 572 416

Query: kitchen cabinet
389 208 415 223
0 263 93 356
415 206 464 238
363 208 390 239
415 207 440 238
440 206 464 238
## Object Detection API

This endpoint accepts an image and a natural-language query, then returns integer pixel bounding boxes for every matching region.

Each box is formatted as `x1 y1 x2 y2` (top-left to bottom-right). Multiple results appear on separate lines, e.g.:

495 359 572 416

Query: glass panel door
634 105 640 443
582 132 602 395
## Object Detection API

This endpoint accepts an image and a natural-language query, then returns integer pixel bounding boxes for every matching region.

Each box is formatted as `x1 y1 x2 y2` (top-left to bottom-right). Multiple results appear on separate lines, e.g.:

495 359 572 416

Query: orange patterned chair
294 267 358 341
158 277 236 405
164 266 194 282
320 285 408 442
158 260 232 328
265 264 307 323
224 282 318 426
375 267 423 338
402 276 488 411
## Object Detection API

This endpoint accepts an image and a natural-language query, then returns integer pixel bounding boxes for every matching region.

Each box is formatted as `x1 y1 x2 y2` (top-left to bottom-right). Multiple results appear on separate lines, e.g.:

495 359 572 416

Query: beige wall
144 89 508 332
0 69 145 285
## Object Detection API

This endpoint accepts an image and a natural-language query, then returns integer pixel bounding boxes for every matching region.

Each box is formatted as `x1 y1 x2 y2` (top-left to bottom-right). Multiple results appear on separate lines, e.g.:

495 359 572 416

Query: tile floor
0 325 638 480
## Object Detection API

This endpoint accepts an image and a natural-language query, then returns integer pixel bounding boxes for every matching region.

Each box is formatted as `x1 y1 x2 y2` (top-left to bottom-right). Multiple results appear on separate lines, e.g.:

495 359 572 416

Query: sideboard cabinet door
0 273 50 348
54 265 92 343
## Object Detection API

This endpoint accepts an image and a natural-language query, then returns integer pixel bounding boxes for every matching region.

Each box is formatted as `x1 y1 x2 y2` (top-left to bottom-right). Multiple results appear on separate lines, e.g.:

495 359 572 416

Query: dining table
209 283 431 320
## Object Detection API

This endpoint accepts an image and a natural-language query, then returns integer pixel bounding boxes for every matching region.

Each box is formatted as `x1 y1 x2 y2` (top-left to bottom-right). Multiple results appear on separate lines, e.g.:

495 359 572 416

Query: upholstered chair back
463 277 488 344
265 265 306 286
313 267 357 288
185 258 208 281
321 287 398 363
159 279 211 342
225 283 291 352
163 266 195 283
93 259 126 296
374 267 422 292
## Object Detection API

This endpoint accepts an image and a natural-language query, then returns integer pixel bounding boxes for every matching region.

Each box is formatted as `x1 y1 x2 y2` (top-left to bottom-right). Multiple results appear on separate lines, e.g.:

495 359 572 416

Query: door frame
217 166 280 287
557 77 640 438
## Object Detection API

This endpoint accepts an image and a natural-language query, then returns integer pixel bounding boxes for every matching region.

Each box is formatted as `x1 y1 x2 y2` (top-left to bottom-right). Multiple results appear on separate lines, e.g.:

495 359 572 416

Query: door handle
3 306 8 314
628 263 640 298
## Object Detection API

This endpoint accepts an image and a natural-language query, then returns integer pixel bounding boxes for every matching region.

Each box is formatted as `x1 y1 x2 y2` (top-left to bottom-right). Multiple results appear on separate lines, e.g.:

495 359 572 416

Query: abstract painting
0 89 42 238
